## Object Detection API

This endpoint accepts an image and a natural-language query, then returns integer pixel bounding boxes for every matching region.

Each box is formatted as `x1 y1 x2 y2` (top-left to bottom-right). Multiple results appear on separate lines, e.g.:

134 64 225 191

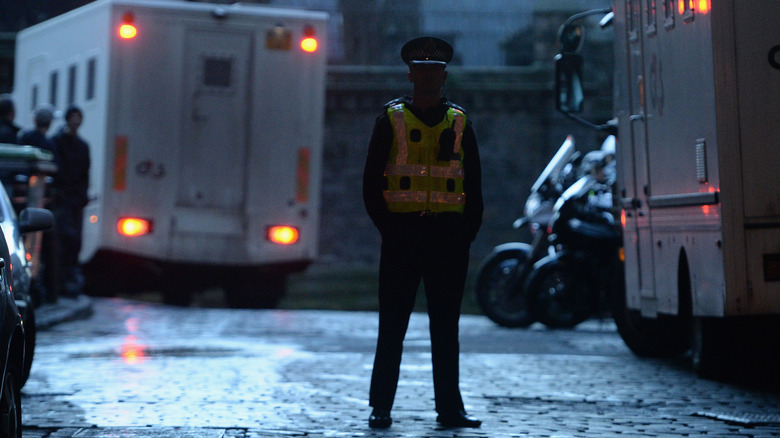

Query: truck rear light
301 25 318 53
117 217 153 237
118 12 137 39
119 23 137 39
267 225 299 245
301 37 318 52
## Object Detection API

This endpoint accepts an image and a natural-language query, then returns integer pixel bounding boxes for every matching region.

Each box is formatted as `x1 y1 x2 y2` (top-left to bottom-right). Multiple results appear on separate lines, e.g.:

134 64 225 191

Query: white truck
556 1 780 376
13 0 328 307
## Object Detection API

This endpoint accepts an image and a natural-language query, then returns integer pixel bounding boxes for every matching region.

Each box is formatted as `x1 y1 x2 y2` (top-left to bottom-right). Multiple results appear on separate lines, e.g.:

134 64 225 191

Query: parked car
0 184 54 389
0 217 25 438
0 144 57 389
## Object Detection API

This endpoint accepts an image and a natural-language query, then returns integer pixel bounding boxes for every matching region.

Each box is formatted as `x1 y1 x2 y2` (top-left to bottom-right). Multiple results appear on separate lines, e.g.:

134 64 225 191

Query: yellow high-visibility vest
383 103 466 213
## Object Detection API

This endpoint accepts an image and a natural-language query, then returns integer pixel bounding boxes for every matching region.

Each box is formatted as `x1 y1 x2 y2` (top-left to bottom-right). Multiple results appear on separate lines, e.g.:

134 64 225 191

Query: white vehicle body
13 0 327 305
614 0 780 320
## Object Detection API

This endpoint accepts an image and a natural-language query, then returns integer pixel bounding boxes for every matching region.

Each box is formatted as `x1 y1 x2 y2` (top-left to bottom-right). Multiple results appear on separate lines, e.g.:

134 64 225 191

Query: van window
49 71 58 107
663 0 675 29
68 64 77 106
31 85 38 111
645 0 657 36
628 0 641 42
681 0 694 23
203 57 232 88
86 57 96 101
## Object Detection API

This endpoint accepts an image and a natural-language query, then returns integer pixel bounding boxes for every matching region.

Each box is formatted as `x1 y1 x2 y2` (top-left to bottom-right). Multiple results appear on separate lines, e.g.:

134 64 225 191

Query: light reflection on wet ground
22 298 780 437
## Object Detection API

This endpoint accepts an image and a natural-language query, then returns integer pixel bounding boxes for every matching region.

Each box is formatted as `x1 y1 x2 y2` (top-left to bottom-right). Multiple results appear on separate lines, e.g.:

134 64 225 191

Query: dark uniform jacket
0 119 20 144
363 96 483 242
51 128 91 208
19 129 56 153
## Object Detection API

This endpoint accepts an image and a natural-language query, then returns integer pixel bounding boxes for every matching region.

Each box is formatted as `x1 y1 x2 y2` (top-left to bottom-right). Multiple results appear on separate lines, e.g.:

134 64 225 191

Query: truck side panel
732 1 780 314
616 1 726 317
618 0 780 317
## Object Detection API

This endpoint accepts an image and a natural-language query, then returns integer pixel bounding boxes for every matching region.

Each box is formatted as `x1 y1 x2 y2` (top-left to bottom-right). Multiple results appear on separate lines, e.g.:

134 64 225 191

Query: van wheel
83 271 118 297
613 306 688 357
0 372 22 438
611 275 688 357
224 274 286 309
161 276 194 307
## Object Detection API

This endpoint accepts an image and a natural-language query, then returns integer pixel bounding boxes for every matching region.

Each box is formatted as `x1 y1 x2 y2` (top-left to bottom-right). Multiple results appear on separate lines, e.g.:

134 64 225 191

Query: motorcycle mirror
558 23 584 53
555 52 584 113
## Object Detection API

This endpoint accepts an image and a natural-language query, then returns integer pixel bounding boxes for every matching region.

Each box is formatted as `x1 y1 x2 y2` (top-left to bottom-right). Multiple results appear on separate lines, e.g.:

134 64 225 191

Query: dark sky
1 1 96 31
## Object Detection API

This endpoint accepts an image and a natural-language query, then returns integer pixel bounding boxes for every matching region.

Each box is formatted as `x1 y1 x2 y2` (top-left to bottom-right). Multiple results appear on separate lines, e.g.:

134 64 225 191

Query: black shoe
436 410 482 428
368 408 392 429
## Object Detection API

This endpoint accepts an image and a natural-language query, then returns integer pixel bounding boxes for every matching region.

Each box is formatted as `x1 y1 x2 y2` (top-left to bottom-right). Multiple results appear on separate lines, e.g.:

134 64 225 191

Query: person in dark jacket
362 36 484 429
18 104 57 152
51 105 90 296
0 94 20 144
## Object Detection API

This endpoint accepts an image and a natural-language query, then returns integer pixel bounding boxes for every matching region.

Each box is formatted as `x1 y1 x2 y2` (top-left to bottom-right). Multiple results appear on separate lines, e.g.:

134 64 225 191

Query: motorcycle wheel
475 245 535 328
525 256 590 329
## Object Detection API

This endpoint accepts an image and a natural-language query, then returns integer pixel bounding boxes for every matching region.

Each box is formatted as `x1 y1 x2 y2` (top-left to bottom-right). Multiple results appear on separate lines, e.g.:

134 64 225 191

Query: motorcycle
523 135 624 329
475 136 580 327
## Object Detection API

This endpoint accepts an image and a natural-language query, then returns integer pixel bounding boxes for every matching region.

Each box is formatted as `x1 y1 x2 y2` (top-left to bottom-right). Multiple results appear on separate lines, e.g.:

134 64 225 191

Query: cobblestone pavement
21 298 780 437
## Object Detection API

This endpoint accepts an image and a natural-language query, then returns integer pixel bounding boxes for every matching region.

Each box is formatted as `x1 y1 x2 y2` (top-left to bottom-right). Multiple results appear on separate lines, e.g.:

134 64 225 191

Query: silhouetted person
0 94 20 144
19 104 57 152
51 106 90 297
362 36 483 429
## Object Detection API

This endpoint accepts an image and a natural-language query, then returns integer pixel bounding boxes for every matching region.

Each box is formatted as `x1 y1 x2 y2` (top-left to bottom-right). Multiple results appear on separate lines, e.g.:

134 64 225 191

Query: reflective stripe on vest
383 190 465 205
382 104 467 213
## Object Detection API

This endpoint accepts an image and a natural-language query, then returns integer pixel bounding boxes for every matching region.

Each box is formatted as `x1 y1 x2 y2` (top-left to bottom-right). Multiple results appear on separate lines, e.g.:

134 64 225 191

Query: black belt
395 211 461 218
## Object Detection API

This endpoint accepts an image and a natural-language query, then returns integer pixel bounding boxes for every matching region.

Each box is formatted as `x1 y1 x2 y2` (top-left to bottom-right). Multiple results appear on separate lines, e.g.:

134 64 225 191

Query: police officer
362 36 483 429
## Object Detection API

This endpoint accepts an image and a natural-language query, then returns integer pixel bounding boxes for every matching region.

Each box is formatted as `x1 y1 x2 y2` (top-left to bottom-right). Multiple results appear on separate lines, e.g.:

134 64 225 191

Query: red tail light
300 25 318 53
117 217 153 237
267 225 299 245
118 12 137 39
301 37 318 52
119 23 137 39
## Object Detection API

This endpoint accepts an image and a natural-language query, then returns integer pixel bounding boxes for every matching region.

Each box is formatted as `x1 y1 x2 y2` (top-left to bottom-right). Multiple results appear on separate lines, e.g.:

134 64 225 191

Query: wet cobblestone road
21 298 780 437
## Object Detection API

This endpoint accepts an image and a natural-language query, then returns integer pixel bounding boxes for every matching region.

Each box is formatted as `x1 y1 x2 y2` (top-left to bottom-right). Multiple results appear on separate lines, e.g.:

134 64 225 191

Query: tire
0 372 22 438
611 256 689 358
22 309 35 388
475 246 535 328
612 295 689 358
524 257 589 329
82 269 118 298
161 285 194 307
161 273 194 307
224 274 286 309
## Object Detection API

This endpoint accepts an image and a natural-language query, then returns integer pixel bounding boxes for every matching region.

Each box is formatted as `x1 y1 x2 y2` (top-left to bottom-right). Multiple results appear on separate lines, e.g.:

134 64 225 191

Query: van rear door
171 28 252 261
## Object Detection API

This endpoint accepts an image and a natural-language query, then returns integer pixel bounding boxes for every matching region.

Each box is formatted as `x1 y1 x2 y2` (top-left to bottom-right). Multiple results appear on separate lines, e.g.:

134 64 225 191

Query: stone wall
319 65 613 266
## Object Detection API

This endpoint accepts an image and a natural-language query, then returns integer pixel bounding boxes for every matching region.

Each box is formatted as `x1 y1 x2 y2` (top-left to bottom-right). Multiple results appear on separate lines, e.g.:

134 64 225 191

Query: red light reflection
701 185 719 216
121 335 147 365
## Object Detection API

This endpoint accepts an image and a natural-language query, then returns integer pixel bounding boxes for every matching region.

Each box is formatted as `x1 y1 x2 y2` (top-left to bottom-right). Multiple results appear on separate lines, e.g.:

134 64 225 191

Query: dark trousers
369 214 470 414
55 203 84 294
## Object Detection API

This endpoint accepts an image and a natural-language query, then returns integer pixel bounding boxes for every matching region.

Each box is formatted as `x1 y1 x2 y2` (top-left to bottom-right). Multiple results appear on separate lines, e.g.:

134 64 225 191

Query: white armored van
13 0 328 307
